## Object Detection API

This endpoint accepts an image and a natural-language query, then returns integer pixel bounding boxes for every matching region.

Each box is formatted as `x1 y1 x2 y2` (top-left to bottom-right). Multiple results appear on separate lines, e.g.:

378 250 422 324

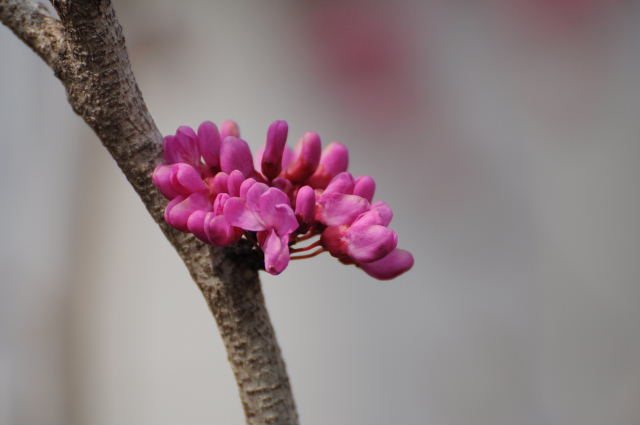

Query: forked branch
0 1 298 423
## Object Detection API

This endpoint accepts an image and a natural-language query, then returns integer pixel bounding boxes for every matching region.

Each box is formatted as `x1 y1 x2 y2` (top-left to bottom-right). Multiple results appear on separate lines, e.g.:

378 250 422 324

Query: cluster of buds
152 120 413 280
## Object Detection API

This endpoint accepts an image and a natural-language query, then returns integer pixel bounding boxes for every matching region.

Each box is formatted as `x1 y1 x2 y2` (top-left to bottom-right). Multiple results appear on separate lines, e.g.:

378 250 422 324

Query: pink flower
294 185 315 224
261 120 288 180
322 171 355 195
353 175 376 202
163 126 200 167
224 182 299 274
307 142 349 188
315 172 371 226
359 249 414 280
197 121 222 168
186 193 243 246
285 132 321 183
316 192 369 226
152 163 208 199
320 202 413 278
164 192 211 232
220 120 240 140
321 202 398 264
152 120 413 279
220 136 255 177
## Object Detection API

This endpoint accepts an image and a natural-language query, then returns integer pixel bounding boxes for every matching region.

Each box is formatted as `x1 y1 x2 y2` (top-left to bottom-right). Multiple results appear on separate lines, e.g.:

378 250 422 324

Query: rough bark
209 243 298 424
0 1 298 423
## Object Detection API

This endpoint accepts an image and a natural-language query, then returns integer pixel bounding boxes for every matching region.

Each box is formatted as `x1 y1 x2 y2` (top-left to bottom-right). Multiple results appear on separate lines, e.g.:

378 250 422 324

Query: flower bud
295 185 316 223
285 132 321 183
164 126 200 166
211 172 228 195
205 214 242 246
164 192 210 232
197 121 221 168
272 177 293 195
152 164 178 199
227 170 245 197
316 192 369 226
345 225 397 263
353 175 376 202
170 163 207 196
323 172 355 195
239 178 258 198
359 249 414 280
220 120 240 140
307 142 349 188
261 120 288 180
220 136 255 177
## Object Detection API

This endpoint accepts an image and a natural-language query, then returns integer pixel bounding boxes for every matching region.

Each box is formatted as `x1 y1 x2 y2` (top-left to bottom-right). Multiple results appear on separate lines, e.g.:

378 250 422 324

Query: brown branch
209 243 298 424
0 0 298 423
0 0 67 75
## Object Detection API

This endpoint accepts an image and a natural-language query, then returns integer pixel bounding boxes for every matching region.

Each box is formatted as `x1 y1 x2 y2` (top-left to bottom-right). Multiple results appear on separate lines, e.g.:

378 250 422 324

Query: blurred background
2 0 640 424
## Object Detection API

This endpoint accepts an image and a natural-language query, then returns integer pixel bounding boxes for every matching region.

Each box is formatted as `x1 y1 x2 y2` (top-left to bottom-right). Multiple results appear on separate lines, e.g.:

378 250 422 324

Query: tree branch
0 0 298 423
209 243 298 424
0 0 67 75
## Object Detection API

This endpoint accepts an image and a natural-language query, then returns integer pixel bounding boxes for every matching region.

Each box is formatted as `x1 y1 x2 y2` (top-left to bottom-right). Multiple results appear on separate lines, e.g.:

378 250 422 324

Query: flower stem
290 240 322 253
290 248 325 260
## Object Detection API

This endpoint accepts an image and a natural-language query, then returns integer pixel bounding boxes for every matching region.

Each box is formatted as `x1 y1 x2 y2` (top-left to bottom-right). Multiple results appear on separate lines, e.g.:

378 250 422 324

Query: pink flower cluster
152 120 414 280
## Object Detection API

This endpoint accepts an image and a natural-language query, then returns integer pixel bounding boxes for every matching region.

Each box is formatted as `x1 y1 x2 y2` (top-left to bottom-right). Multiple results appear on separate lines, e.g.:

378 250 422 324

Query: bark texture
209 243 298 424
0 1 298 423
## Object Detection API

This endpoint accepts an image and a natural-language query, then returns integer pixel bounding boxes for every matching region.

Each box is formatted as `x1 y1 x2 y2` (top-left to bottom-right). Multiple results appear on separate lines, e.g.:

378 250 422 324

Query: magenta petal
164 196 184 228
223 197 266 231
257 188 295 231
316 193 370 226
220 120 240 140
322 142 349 174
259 187 290 210
346 224 398 263
271 177 292 194
170 163 207 195
323 172 355 195
197 121 221 167
176 126 198 140
165 192 210 232
239 178 257 198
371 202 393 226
205 214 240 246
261 120 288 180
152 164 179 199
285 131 322 183
320 225 348 258
162 135 177 163
359 249 414 280
262 229 290 275
354 176 376 202
220 136 255 177
212 172 229 194
274 204 299 235
165 126 201 166
307 142 349 188
187 210 210 242
245 182 269 210
295 185 316 223
352 202 394 227
213 192 231 215
227 170 245 197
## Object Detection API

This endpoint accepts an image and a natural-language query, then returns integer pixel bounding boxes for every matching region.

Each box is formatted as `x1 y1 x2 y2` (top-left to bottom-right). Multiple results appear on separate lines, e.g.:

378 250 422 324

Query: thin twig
290 249 325 260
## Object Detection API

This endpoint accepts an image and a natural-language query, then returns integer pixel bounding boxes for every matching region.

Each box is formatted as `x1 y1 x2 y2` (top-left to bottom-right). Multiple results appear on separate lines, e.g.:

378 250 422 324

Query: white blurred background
2 1 640 424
